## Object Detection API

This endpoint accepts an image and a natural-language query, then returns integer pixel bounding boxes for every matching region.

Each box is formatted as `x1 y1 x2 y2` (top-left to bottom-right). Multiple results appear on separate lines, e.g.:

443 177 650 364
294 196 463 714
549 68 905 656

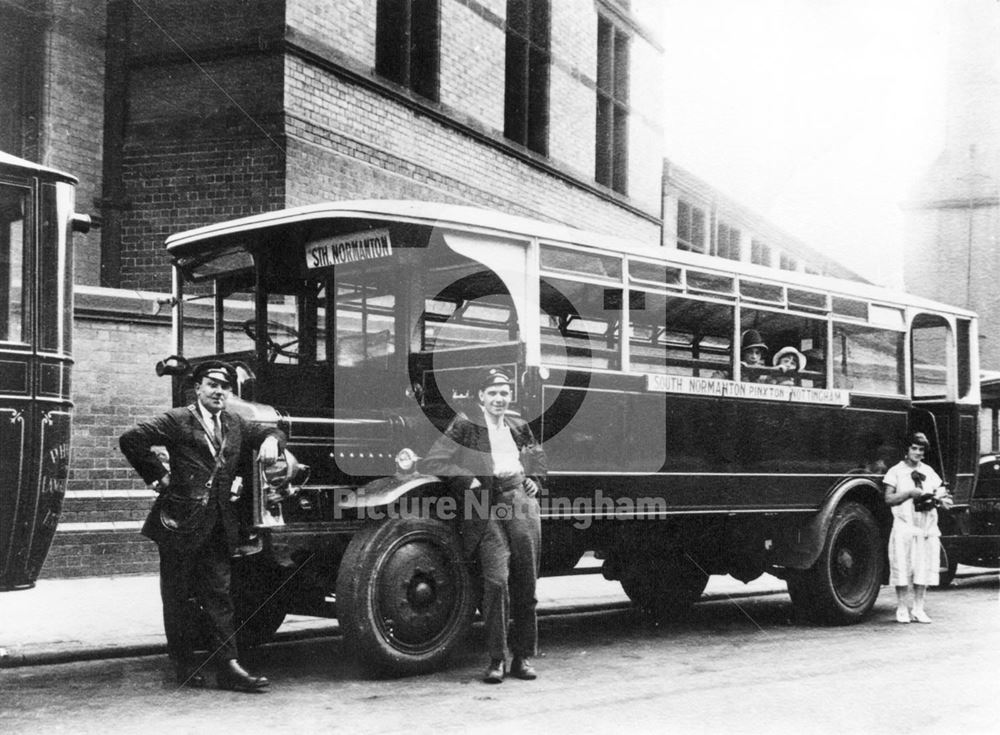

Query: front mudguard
339 473 446 510
769 477 889 571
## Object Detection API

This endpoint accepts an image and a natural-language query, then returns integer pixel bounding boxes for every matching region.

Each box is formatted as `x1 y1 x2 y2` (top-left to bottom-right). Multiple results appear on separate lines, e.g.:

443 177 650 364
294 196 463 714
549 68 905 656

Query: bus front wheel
787 501 883 625
335 517 475 676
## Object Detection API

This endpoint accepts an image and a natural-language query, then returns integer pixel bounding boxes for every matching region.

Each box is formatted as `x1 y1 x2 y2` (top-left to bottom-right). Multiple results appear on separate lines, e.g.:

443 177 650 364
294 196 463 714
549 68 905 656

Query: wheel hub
407 574 436 608
375 538 461 648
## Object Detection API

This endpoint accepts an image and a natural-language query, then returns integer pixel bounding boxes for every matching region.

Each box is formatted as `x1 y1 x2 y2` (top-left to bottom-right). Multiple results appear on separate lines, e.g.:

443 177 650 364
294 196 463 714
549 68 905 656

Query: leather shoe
509 657 537 680
483 658 505 684
174 661 207 688
217 659 270 692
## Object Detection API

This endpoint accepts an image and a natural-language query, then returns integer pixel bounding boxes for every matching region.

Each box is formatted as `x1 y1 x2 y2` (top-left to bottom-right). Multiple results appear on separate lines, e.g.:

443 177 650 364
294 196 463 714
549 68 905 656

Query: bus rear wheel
787 501 883 624
620 554 709 619
336 517 475 676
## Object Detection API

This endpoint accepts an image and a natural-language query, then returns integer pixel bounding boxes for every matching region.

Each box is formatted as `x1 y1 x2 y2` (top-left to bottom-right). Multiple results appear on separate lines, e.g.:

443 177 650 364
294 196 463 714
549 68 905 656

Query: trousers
157 516 238 663
466 486 541 661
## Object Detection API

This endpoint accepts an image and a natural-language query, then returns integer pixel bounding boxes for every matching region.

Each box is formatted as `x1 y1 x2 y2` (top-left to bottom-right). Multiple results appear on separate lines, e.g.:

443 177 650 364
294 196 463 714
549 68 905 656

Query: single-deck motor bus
156 201 979 673
0 151 90 591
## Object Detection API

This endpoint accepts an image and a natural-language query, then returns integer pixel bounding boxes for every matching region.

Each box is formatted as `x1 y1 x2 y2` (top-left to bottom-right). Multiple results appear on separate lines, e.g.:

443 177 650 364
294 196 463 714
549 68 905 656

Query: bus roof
0 150 79 184
164 199 977 320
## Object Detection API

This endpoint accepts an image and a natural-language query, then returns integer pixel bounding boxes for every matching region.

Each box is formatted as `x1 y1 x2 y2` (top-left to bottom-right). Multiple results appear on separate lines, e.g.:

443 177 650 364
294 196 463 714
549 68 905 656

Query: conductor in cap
420 365 548 684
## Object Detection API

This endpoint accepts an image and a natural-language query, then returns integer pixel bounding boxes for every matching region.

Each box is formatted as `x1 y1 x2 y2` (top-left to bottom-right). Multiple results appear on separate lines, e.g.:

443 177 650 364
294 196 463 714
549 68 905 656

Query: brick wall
439 0 506 131
41 0 107 286
42 287 175 578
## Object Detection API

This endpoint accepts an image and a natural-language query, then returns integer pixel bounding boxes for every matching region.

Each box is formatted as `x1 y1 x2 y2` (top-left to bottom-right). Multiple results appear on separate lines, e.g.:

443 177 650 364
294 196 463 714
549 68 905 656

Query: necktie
212 413 223 448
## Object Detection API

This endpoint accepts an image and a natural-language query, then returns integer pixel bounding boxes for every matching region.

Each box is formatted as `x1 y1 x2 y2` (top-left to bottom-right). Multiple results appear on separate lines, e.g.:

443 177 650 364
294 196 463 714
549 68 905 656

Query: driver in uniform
119 360 285 692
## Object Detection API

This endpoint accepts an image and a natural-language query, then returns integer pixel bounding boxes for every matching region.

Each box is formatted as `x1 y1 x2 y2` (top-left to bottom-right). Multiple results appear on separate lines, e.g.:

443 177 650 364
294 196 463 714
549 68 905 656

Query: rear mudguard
769 477 888 570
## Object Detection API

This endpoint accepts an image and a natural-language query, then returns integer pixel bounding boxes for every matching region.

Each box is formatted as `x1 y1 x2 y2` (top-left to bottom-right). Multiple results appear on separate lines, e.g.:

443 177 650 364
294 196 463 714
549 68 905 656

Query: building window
595 14 629 194
376 0 440 101
676 200 706 253
715 222 741 261
779 252 799 271
504 0 550 155
751 239 771 266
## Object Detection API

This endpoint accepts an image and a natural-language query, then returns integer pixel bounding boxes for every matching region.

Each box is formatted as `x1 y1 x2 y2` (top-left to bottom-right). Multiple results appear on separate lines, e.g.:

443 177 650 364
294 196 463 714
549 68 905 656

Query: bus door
909 314 978 500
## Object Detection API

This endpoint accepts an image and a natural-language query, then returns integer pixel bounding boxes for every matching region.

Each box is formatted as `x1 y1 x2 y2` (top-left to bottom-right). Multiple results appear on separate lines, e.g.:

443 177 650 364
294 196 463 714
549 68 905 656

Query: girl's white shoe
911 610 933 624
896 608 911 624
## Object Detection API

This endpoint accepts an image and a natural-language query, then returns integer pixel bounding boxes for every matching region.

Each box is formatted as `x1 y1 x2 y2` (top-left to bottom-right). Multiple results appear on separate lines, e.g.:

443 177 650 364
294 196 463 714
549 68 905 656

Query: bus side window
833 322 905 395
540 277 620 370
627 291 732 377
741 308 828 388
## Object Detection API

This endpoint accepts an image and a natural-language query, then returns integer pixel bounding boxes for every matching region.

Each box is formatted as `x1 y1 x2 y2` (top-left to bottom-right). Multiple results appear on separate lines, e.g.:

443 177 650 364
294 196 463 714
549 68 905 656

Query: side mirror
155 354 190 377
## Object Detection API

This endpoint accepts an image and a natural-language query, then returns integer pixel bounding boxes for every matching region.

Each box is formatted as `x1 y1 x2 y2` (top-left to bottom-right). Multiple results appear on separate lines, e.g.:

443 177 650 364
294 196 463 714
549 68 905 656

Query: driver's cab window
328 280 395 367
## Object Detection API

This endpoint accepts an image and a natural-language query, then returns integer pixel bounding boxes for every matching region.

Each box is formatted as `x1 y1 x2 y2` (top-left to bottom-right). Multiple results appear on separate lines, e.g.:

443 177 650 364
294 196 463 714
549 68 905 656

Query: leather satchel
158 492 210 533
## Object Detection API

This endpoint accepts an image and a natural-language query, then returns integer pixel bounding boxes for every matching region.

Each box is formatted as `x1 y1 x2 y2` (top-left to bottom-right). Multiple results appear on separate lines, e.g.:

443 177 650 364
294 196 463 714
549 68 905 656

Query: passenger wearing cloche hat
772 346 807 373
771 345 808 385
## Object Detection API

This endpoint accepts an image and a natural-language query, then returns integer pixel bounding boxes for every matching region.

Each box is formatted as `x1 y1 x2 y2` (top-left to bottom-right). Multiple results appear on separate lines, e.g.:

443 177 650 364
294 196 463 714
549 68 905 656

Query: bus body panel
151 201 984 662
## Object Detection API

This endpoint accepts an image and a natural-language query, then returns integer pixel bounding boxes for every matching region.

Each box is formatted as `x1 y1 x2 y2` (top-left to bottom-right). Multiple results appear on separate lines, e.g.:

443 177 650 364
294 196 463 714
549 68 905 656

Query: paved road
1 574 997 735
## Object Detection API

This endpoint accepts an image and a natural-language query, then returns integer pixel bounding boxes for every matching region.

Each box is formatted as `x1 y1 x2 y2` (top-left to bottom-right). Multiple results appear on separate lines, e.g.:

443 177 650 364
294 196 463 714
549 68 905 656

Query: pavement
0 558 789 669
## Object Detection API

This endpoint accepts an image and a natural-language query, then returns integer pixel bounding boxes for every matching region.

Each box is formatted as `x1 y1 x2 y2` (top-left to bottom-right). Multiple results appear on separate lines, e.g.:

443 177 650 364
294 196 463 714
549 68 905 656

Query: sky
658 0 952 287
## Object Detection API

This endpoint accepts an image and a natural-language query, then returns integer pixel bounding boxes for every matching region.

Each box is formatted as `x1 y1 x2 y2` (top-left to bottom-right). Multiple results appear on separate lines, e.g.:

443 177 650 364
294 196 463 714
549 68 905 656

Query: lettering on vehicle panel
305 228 393 271
645 374 849 406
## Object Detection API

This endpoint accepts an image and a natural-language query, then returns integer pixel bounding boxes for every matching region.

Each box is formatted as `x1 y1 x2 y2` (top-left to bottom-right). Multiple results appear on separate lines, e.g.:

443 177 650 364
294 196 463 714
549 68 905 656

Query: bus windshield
176 223 526 409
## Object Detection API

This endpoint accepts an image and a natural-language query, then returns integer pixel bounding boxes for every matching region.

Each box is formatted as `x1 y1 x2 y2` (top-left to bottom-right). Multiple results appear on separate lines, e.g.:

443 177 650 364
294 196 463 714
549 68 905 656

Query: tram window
912 316 951 399
628 291 731 376
833 322 905 395
39 184 69 353
740 309 827 387
539 277 621 370
0 185 28 344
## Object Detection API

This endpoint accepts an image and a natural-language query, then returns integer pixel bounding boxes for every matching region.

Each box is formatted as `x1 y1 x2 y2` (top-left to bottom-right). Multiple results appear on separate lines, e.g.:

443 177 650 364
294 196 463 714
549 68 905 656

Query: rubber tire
336 517 475 676
620 553 710 619
787 501 883 625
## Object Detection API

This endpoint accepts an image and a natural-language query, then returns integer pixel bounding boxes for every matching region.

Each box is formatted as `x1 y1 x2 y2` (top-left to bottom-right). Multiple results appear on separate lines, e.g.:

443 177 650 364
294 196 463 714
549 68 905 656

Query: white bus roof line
163 199 977 319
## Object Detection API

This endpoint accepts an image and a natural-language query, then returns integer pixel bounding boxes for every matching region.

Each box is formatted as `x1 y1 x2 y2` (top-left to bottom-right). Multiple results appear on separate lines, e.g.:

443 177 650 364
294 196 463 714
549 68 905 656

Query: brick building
902 0 1000 451
1 0 665 576
662 160 865 281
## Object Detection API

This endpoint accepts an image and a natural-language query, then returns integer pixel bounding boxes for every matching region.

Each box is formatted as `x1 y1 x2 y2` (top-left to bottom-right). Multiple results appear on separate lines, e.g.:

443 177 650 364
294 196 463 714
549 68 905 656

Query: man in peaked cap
120 360 286 692
420 366 548 684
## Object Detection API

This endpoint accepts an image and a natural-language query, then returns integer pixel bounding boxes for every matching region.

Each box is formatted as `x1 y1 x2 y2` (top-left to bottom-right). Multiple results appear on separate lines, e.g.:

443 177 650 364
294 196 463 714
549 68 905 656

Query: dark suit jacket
420 410 547 550
119 404 285 554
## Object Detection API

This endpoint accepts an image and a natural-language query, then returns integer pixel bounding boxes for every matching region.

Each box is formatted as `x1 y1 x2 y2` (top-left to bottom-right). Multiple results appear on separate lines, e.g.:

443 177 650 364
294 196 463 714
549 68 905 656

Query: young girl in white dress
882 432 953 623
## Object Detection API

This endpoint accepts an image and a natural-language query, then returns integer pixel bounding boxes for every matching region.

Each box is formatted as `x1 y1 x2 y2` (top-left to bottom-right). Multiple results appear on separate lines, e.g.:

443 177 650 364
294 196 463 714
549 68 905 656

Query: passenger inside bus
740 329 770 382
771 345 807 385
